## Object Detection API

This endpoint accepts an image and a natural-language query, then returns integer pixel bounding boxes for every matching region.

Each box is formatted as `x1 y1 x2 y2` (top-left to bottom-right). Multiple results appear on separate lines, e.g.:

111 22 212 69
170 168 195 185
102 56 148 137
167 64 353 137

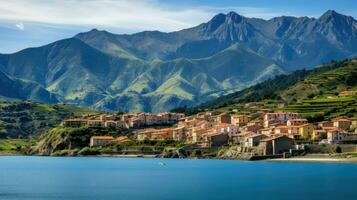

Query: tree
344 72 357 86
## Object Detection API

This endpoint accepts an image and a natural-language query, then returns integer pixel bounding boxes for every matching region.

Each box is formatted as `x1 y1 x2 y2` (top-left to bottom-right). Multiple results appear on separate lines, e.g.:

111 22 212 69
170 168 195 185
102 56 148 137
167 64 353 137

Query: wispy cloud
15 22 24 30
0 0 293 33
0 0 212 32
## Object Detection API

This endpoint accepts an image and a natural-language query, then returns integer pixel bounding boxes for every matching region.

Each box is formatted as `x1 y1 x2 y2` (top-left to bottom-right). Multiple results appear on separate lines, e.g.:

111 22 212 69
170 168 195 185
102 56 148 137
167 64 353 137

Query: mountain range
0 10 356 112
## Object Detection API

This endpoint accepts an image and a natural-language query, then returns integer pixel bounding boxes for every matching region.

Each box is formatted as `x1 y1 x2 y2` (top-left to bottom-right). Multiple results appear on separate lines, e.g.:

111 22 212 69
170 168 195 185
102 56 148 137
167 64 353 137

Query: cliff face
31 127 86 155
31 127 117 155
217 146 263 160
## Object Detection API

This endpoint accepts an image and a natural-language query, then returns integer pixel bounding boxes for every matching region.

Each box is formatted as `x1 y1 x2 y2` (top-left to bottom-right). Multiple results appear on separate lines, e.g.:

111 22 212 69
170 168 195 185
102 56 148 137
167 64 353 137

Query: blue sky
0 0 356 53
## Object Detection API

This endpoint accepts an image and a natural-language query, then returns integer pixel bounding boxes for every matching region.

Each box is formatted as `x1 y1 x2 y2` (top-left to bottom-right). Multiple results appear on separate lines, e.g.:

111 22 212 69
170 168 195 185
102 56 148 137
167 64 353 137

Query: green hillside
99 44 285 112
0 70 57 103
180 59 357 120
281 61 357 101
0 139 34 155
280 96 357 121
0 40 283 112
0 101 96 139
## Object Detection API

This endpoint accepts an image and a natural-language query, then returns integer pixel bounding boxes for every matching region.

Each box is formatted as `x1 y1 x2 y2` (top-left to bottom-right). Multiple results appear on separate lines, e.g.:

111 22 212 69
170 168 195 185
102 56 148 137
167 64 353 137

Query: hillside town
61 110 357 158
62 112 185 129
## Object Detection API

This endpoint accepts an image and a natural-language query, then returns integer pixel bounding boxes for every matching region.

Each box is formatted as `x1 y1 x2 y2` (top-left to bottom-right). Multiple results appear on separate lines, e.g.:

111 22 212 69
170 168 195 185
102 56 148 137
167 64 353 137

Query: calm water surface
0 156 357 200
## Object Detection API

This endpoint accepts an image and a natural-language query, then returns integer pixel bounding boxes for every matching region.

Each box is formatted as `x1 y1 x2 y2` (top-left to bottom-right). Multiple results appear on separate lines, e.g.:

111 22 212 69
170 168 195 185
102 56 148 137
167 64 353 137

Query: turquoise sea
0 156 356 200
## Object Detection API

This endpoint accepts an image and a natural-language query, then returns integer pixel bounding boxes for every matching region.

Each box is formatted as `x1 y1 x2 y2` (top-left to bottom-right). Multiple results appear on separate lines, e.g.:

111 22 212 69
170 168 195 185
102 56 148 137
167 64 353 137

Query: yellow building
275 124 314 140
333 118 352 131
230 115 249 127
299 124 314 139
312 130 327 141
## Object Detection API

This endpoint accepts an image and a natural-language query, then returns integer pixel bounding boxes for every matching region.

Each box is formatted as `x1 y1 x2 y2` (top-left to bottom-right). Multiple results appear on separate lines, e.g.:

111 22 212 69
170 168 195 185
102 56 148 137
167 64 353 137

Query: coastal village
61 108 357 159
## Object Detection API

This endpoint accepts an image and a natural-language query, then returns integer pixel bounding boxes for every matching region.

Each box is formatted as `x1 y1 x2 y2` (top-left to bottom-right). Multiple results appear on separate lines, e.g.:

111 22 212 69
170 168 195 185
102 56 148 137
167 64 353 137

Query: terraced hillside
181 59 357 120
281 60 357 101
280 96 357 121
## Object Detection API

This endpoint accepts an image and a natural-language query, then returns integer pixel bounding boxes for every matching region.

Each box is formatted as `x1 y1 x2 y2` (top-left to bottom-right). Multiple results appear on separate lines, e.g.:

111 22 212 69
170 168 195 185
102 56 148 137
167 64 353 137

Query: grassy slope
0 101 96 139
278 60 357 120
0 139 34 155
281 60 357 101
2 38 284 113
180 59 357 120
280 96 357 121
106 44 284 112
0 70 57 103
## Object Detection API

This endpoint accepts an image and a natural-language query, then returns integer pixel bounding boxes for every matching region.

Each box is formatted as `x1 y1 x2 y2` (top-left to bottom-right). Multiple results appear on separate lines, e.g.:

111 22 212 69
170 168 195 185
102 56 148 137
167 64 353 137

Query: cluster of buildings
65 110 357 156
62 112 185 129
318 118 357 144
132 112 357 155
135 112 242 147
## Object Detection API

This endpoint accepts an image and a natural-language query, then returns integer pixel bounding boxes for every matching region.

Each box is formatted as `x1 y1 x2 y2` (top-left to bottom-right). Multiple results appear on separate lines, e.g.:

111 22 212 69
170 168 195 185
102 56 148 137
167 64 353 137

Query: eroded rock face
30 127 97 155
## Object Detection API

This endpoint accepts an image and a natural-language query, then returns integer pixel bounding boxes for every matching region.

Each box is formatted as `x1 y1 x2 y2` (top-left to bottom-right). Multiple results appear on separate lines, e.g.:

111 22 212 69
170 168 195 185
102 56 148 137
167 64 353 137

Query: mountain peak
319 10 345 21
226 11 244 22
226 11 242 17
205 13 226 32
89 28 100 32
75 28 113 41
86 28 110 35
208 11 245 25
322 10 339 16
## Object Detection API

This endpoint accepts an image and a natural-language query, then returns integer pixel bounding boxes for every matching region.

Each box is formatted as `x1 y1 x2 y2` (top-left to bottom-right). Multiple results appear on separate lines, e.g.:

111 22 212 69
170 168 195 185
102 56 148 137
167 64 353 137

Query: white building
264 112 300 128
214 123 239 138
327 130 357 144
90 136 114 146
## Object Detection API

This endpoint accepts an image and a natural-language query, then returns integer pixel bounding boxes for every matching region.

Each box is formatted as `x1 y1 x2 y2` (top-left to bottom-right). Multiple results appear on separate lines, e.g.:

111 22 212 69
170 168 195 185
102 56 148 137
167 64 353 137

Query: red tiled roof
90 136 114 140
215 123 233 128
333 118 351 122
114 136 130 142
260 134 287 142
322 127 338 131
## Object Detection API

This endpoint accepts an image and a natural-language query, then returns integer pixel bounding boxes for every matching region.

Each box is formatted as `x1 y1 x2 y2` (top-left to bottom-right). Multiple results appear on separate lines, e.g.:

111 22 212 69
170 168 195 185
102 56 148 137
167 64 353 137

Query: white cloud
15 22 24 30
0 0 213 32
0 0 295 33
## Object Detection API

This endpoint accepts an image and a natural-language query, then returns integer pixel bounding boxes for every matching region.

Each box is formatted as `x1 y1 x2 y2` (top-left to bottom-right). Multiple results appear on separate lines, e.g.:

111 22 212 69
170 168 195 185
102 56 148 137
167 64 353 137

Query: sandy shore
269 155 357 163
